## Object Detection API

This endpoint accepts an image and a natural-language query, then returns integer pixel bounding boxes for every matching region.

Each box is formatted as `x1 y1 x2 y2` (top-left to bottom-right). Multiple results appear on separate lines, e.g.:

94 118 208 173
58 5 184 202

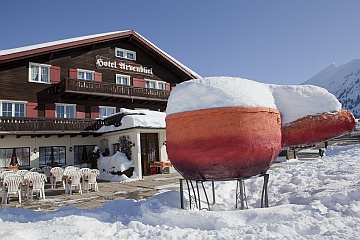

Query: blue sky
1 0 360 85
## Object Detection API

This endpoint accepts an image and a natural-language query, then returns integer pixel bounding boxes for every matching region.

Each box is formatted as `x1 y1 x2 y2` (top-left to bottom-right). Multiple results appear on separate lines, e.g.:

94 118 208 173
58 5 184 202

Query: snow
0 31 129 56
167 76 342 124
1 144 360 239
96 108 166 133
97 151 139 183
303 59 360 118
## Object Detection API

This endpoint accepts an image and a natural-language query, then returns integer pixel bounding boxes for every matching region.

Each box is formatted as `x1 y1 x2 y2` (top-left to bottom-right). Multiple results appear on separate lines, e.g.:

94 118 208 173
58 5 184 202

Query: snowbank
1 144 360 239
97 151 139 182
166 76 342 125
97 108 165 133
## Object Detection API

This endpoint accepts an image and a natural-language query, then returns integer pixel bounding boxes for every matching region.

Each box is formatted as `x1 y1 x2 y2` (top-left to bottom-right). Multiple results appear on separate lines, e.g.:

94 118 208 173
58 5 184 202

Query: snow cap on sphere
166 76 342 125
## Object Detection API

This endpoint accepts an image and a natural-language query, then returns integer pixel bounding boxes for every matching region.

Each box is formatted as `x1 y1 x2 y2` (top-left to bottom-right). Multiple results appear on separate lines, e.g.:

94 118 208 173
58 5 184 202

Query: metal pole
261 174 269 208
179 179 184 209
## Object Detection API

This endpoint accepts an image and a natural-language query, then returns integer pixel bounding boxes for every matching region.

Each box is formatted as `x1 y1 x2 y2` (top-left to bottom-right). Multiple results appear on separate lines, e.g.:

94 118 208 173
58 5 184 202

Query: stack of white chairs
80 168 91 191
63 169 83 195
50 167 65 189
23 172 47 201
2 174 22 204
83 169 100 193
41 166 52 181
16 169 29 198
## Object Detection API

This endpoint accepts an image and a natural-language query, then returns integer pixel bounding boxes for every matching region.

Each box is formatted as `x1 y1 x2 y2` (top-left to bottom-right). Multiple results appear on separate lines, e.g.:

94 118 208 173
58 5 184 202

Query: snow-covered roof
0 30 201 79
166 76 342 125
0 31 128 56
96 108 166 133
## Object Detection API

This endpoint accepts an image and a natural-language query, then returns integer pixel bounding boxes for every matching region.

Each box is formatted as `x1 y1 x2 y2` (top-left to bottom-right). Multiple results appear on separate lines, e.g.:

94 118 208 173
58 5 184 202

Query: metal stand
235 179 247 210
179 173 270 210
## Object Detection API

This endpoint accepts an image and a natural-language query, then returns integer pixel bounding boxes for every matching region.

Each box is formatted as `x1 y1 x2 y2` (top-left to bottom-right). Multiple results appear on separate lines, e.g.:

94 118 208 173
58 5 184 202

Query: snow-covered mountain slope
303 59 360 118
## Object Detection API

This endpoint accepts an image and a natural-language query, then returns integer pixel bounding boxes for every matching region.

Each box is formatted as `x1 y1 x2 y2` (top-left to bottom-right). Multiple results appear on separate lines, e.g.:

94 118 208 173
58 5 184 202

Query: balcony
57 78 171 102
0 114 124 135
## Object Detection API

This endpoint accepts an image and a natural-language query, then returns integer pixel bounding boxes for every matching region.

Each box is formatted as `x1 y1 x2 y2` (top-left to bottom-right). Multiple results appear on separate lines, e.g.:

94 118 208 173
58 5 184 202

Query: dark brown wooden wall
0 37 192 114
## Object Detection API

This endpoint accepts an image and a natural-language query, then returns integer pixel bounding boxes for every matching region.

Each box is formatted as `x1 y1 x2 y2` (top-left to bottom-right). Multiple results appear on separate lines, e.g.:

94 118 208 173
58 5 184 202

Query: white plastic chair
64 170 83 195
83 169 99 193
41 166 52 181
16 170 29 197
24 173 47 201
64 166 80 171
30 167 43 173
0 171 17 191
2 174 22 204
50 167 65 189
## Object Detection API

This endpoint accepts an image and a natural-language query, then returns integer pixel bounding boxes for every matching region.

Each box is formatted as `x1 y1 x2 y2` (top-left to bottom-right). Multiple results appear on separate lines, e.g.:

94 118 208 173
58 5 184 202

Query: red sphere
166 107 282 180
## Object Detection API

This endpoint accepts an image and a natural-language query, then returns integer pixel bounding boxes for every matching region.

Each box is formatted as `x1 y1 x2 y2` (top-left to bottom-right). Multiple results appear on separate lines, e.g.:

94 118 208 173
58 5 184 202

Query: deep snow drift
1 144 360 239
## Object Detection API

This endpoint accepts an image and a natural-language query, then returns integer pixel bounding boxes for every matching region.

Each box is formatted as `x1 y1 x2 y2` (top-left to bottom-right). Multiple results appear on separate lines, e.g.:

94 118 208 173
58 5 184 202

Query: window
29 62 50 83
78 69 94 80
112 143 120 155
145 80 167 90
99 106 116 118
39 146 66 166
115 47 136 61
116 74 131 85
145 80 156 89
1 101 26 117
74 145 95 165
56 104 76 118
157 82 166 90
0 147 30 168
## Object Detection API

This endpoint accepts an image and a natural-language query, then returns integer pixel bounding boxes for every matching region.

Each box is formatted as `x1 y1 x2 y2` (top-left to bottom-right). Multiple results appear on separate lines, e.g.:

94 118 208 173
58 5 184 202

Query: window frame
77 69 94 81
145 80 156 89
28 62 51 84
73 145 96 165
115 74 131 85
55 103 76 119
0 100 26 117
0 147 30 168
145 80 167 90
39 146 66 166
115 47 136 61
99 106 116 119
157 81 167 90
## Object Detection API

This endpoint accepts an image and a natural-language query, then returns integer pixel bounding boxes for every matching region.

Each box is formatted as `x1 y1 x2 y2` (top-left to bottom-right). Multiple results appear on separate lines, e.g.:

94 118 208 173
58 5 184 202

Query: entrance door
140 133 159 176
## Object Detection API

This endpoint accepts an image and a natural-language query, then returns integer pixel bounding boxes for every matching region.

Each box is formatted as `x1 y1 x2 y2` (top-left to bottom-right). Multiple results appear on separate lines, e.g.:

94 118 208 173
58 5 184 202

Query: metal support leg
212 181 215 205
196 181 210 210
236 179 247 210
261 173 269 208
185 180 198 210
179 179 184 209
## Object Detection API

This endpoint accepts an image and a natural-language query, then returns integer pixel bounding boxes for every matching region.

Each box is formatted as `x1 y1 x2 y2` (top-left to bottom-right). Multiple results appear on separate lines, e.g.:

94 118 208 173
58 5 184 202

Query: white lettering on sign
95 55 153 76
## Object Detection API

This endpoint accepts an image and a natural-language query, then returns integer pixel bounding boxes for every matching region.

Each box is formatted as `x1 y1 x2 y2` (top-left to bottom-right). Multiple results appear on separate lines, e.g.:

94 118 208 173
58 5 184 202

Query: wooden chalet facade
0 30 199 177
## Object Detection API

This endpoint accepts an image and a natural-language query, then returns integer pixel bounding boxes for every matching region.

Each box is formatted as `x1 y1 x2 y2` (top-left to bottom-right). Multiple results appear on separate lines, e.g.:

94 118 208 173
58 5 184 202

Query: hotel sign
95 55 153 76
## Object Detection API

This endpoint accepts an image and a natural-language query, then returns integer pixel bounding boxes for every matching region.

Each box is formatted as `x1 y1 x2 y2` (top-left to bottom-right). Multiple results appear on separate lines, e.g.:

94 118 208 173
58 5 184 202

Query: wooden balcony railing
0 113 126 133
58 78 171 100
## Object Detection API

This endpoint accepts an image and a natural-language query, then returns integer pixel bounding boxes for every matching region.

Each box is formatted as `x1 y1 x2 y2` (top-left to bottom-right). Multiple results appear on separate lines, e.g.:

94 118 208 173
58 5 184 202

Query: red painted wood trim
50 66 61 84
45 103 55 118
165 83 170 90
133 78 146 87
26 102 38 117
77 105 86 119
94 72 102 82
68 68 78 78
91 106 99 119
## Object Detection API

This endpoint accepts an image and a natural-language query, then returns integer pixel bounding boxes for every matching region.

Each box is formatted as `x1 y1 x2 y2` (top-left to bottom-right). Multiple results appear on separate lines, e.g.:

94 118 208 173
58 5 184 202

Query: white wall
0 128 175 175
0 135 97 167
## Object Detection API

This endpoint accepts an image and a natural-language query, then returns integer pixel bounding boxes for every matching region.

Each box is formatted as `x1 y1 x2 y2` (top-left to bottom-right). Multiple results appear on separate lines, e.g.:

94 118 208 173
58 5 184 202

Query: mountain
303 59 360 118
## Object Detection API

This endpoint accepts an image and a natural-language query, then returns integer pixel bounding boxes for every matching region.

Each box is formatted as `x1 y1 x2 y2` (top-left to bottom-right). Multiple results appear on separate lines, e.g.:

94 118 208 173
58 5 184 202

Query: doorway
140 133 159 176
